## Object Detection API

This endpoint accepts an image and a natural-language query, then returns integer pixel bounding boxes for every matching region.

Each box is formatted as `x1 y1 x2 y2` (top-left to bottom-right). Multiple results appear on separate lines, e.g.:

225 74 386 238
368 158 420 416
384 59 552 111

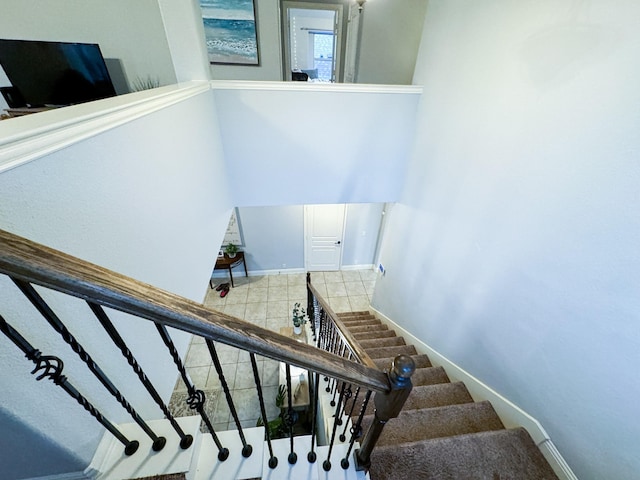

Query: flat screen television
0 39 117 108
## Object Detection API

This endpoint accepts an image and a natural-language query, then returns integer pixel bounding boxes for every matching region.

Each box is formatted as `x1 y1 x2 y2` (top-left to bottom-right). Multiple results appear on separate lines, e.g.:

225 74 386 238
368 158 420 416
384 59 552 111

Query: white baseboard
340 264 375 271
25 472 93 480
210 265 374 279
370 306 578 480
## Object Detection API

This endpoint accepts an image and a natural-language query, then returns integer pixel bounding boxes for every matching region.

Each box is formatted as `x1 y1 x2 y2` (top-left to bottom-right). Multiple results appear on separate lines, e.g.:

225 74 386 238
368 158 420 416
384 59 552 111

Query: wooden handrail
307 280 377 370
0 229 390 393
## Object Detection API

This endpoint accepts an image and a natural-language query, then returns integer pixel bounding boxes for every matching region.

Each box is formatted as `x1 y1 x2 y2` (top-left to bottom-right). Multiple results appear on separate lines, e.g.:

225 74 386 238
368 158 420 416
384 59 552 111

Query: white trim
210 79 423 95
210 267 307 279
370 306 579 480
0 81 210 174
24 472 92 480
340 264 375 271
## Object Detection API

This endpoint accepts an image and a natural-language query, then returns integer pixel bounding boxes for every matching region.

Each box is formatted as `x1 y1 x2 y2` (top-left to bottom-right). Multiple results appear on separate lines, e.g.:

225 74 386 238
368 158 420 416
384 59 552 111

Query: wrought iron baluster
340 386 361 442
0 313 139 455
250 353 278 469
284 363 298 464
87 302 193 449
343 389 372 469
13 279 166 451
330 344 347 407
323 381 347 471
205 339 252 458
155 323 229 461
307 369 320 463
306 273 316 341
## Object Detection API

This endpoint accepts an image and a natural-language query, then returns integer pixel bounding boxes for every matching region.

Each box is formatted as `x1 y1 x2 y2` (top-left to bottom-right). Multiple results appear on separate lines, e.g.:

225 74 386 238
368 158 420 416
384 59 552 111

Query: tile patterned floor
169 269 377 432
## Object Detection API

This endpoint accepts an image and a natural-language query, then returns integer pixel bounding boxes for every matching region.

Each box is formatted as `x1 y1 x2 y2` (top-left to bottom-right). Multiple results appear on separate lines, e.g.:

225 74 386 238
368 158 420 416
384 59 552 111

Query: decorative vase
293 325 302 335
228 252 236 258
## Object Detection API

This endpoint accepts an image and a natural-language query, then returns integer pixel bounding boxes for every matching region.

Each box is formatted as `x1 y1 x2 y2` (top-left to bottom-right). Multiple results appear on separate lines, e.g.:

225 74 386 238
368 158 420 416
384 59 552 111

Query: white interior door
305 204 346 271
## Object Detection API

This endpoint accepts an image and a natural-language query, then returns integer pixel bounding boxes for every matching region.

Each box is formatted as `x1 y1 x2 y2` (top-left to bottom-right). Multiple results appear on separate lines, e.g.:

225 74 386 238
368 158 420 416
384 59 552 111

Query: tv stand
3 107 56 118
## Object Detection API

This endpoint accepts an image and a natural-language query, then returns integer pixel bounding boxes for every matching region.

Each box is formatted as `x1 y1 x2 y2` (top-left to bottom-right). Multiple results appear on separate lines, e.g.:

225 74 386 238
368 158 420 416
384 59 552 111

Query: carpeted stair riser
353 329 398 340
338 310 370 317
373 354 432 370
358 336 406 349
346 323 389 334
338 314 376 322
348 382 474 416
369 428 559 480
359 401 505 446
410 366 450 386
365 344 417 359
341 319 382 328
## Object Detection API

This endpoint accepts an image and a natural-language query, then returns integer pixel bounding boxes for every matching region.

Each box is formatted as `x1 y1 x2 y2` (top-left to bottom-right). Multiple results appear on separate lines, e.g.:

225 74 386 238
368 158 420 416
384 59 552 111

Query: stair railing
0 229 413 473
307 272 416 470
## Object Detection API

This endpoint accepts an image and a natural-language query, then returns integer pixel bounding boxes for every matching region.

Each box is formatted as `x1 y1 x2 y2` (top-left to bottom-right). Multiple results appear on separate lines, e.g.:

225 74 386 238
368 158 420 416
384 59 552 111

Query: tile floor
169 269 377 433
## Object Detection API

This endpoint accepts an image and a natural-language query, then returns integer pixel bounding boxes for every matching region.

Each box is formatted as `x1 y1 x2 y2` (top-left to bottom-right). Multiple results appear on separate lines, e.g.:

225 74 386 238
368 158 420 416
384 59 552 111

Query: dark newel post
353 355 415 471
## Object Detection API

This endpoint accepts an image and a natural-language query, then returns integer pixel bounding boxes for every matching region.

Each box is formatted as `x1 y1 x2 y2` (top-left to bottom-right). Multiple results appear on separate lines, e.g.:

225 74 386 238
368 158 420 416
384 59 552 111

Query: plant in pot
224 242 239 258
292 302 306 335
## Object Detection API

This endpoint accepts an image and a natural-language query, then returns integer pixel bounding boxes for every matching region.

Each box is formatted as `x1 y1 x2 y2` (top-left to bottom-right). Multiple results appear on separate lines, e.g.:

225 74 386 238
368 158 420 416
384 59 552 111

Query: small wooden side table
210 252 247 288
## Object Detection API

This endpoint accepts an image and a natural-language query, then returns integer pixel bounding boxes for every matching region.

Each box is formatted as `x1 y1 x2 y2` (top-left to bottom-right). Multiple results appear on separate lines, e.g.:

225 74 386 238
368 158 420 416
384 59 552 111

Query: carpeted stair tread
353 329 398 340
364 344 417 359
360 401 505 446
369 427 559 480
373 354 432 370
347 323 389 334
410 366 450 386
341 318 382 327
349 381 474 416
359 336 406 349
338 310 371 317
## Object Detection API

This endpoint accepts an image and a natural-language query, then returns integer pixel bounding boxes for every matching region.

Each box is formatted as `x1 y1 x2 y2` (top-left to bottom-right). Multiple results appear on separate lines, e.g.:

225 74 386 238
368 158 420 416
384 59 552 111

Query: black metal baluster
340 386 360 442
205 339 252 458
250 353 278 469
307 369 320 463
155 323 229 461
306 273 316 341
284 363 298 464
13 280 166 451
0 313 139 455
342 390 372 469
88 302 193 449
330 344 347 407
323 381 346 471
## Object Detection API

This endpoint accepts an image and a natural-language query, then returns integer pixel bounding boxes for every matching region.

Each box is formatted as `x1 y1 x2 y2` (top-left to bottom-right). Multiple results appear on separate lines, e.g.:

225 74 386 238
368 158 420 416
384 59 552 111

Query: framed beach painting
200 0 260 65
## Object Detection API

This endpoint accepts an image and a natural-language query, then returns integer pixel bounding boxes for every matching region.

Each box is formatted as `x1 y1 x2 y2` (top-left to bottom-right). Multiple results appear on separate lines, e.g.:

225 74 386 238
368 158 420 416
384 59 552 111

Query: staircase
338 311 559 480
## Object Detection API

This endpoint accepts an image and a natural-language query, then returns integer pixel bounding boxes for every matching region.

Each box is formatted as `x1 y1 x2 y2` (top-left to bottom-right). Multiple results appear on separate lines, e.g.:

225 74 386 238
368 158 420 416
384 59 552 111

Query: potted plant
292 302 306 335
224 242 239 258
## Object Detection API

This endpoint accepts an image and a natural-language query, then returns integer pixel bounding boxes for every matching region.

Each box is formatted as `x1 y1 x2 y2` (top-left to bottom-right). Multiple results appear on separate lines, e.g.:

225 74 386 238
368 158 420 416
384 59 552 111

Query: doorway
281 2 344 82
304 204 346 271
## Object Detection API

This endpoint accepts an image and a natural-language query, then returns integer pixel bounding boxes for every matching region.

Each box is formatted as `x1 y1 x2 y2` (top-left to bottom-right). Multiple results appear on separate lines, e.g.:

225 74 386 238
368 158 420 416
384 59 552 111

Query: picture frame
199 0 260 66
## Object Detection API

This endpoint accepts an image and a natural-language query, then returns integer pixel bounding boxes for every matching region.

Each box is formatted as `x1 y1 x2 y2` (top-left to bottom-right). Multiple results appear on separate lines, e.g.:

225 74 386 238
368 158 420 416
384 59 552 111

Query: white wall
212 82 420 206
236 203 382 272
343 203 383 266
0 91 232 478
356 0 428 84
0 0 177 91
373 2 640 479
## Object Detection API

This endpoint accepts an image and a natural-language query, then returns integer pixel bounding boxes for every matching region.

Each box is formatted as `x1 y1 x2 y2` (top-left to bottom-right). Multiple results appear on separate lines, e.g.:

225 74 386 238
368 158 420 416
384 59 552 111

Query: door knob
335 241 341 245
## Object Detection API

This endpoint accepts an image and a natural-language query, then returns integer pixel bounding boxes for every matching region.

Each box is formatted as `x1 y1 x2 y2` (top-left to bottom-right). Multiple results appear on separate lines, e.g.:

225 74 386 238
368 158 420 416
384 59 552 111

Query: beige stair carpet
336 312 559 480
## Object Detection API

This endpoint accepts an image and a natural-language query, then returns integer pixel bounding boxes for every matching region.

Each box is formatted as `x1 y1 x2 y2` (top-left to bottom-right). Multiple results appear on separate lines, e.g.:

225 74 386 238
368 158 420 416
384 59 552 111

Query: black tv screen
0 39 116 107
